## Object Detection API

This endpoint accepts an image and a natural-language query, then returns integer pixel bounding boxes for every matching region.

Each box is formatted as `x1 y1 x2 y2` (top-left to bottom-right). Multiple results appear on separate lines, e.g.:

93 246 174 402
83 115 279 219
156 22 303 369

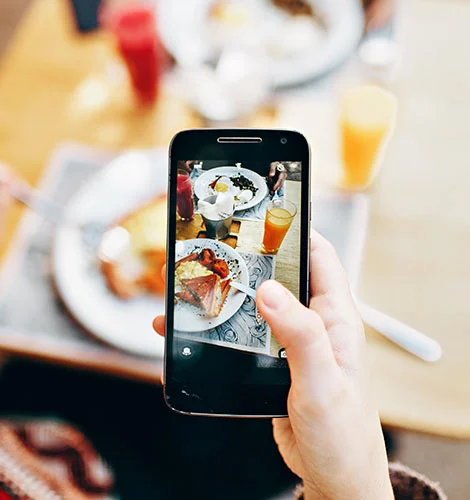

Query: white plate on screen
193 166 268 211
174 238 249 332
157 0 364 87
52 150 168 359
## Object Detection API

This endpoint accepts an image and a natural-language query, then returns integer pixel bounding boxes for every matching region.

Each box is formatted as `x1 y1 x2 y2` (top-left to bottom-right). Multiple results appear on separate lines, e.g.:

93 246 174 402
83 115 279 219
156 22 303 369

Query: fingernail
260 281 290 310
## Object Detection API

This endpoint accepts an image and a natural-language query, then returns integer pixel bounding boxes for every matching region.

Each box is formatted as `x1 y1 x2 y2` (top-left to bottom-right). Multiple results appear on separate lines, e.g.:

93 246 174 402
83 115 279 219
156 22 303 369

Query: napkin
198 193 234 220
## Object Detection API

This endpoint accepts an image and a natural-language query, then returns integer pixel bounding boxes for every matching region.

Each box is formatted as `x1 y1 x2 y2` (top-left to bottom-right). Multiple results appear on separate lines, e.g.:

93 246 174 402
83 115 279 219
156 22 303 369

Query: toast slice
101 194 167 300
183 274 219 317
220 278 232 304
175 289 200 307
182 274 232 317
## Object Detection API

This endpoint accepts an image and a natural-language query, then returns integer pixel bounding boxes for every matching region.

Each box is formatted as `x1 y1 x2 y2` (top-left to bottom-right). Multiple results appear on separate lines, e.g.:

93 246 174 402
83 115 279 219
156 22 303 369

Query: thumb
257 280 341 390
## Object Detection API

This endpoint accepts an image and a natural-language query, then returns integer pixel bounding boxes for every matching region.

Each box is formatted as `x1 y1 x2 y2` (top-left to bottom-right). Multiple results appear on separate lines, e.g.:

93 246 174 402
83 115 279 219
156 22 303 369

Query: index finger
153 315 166 337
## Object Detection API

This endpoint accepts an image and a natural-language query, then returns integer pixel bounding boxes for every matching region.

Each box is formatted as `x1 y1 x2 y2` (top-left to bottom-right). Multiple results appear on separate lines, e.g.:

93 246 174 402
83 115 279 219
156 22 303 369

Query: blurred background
0 0 470 498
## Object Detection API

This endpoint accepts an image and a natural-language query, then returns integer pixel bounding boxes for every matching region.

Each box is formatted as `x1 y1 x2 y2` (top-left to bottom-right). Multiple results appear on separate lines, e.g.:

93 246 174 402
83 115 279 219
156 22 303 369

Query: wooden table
281 0 470 438
364 0 470 438
1 0 470 437
360 0 470 438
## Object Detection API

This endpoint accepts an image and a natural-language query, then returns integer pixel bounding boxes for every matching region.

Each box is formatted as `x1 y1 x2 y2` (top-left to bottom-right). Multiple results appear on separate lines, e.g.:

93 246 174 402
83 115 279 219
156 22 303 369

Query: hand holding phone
154 230 394 498
257 234 394 499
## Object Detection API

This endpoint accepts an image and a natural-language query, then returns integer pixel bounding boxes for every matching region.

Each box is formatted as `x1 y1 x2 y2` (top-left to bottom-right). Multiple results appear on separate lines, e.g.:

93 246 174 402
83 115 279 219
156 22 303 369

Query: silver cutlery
229 282 263 325
355 298 442 362
230 281 257 299
8 176 129 260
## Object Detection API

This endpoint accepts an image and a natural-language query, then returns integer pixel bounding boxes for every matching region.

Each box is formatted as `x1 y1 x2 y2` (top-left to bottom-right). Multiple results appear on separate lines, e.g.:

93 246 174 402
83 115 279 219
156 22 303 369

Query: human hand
256 231 393 499
152 231 393 499
364 0 395 31
268 162 288 195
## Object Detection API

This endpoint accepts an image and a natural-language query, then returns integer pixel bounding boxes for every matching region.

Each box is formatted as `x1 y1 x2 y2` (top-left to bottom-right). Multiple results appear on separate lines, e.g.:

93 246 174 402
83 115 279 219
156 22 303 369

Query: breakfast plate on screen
174 238 249 332
193 166 268 211
52 150 168 359
157 0 364 87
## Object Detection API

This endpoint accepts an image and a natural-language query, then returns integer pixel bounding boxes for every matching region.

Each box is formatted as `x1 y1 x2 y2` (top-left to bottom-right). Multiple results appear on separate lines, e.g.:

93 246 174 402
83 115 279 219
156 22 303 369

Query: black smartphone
165 129 311 417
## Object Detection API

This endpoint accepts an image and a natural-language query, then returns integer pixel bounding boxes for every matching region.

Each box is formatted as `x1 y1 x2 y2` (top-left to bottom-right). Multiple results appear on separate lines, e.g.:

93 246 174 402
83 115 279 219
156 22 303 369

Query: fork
8 177 127 258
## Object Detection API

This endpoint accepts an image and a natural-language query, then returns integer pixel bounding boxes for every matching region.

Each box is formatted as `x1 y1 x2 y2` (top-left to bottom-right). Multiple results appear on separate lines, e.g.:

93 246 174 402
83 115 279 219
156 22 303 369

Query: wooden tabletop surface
1 0 470 437
360 0 470 438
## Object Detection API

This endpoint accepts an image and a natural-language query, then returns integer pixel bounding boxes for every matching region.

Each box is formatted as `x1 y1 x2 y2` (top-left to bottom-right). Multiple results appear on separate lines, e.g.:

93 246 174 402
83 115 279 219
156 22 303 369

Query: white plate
174 238 249 332
193 166 268 211
157 0 364 87
52 150 168 359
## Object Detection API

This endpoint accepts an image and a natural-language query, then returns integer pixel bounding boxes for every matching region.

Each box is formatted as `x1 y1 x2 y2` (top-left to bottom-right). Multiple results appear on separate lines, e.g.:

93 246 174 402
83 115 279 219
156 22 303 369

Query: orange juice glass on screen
340 85 397 190
262 199 297 254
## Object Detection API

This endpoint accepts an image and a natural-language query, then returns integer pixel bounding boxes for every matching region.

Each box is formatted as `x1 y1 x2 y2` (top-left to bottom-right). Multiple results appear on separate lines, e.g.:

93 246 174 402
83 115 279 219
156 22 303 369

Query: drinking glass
176 169 194 221
262 199 297 254
340 85 397 190
101 1 164 107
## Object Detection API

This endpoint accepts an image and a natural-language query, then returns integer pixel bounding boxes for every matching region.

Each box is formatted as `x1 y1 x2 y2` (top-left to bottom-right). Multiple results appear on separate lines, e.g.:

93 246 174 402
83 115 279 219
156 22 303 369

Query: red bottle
105 4 164 107
176 172 194 221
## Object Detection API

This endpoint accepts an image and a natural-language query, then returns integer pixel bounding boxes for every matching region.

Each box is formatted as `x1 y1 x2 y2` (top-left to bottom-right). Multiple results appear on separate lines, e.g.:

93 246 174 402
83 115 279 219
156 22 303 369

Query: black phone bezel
164 129 311 417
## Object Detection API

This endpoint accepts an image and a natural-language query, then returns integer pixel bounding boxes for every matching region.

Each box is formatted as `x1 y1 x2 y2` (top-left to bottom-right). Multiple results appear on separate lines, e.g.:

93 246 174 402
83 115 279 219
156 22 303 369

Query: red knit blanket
0 420 114 499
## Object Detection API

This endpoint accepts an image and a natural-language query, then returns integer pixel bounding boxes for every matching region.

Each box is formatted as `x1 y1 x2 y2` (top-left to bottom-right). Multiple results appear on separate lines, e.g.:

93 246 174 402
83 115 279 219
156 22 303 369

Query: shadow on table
0 360 298 500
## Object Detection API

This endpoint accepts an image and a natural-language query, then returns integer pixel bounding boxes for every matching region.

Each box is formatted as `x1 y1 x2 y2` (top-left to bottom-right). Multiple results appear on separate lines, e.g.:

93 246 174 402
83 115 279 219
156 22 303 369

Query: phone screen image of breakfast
174 160 301 359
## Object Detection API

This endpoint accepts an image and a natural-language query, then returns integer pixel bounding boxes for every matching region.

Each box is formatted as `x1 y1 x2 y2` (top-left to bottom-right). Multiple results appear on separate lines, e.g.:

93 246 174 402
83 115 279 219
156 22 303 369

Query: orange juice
262 201 296 254
340 85 397 189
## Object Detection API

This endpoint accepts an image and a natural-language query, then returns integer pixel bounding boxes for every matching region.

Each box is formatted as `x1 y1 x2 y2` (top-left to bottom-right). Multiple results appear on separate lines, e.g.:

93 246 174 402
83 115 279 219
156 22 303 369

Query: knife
230 282 257 300
355 298 442 362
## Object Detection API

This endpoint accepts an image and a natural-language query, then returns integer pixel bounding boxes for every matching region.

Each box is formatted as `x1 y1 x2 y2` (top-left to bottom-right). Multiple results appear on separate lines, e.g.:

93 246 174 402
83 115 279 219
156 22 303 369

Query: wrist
301 475 394 500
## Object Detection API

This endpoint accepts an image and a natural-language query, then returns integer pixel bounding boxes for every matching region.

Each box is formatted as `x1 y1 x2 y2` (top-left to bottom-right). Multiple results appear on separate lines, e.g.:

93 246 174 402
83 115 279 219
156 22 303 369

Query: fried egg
214 176 234 193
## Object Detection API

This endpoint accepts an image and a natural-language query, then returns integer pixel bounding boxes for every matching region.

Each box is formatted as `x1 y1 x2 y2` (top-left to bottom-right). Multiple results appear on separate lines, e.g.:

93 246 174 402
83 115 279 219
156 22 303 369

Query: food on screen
209 174 258 205
175 249 232 318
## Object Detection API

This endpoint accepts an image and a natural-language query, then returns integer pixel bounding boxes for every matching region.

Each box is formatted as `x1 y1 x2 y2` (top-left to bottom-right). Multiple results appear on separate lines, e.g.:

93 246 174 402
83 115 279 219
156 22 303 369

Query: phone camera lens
280 138 287 145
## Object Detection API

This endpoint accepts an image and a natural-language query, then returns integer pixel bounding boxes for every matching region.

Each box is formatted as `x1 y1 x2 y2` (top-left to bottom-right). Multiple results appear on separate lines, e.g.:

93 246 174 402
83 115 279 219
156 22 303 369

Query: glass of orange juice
340 85 397 190
262 199 297 254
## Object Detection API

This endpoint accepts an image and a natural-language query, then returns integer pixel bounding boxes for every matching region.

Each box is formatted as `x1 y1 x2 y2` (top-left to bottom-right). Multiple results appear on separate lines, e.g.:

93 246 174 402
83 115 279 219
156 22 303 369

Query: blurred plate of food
157 0 364 87
194 166 268 211
174 238 249 332
52 150 168 358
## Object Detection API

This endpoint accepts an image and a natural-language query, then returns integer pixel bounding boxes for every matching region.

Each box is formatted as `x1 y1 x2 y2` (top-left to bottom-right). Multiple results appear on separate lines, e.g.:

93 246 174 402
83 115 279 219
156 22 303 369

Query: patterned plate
174 238 249 332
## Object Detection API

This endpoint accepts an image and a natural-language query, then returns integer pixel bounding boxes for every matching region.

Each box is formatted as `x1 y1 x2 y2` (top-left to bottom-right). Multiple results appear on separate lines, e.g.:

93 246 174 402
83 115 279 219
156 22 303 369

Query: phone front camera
280 138 287 145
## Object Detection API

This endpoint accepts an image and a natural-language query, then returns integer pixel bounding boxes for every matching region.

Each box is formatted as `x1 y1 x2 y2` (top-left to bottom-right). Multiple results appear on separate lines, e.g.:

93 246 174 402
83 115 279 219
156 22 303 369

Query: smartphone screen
165 130 310 416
